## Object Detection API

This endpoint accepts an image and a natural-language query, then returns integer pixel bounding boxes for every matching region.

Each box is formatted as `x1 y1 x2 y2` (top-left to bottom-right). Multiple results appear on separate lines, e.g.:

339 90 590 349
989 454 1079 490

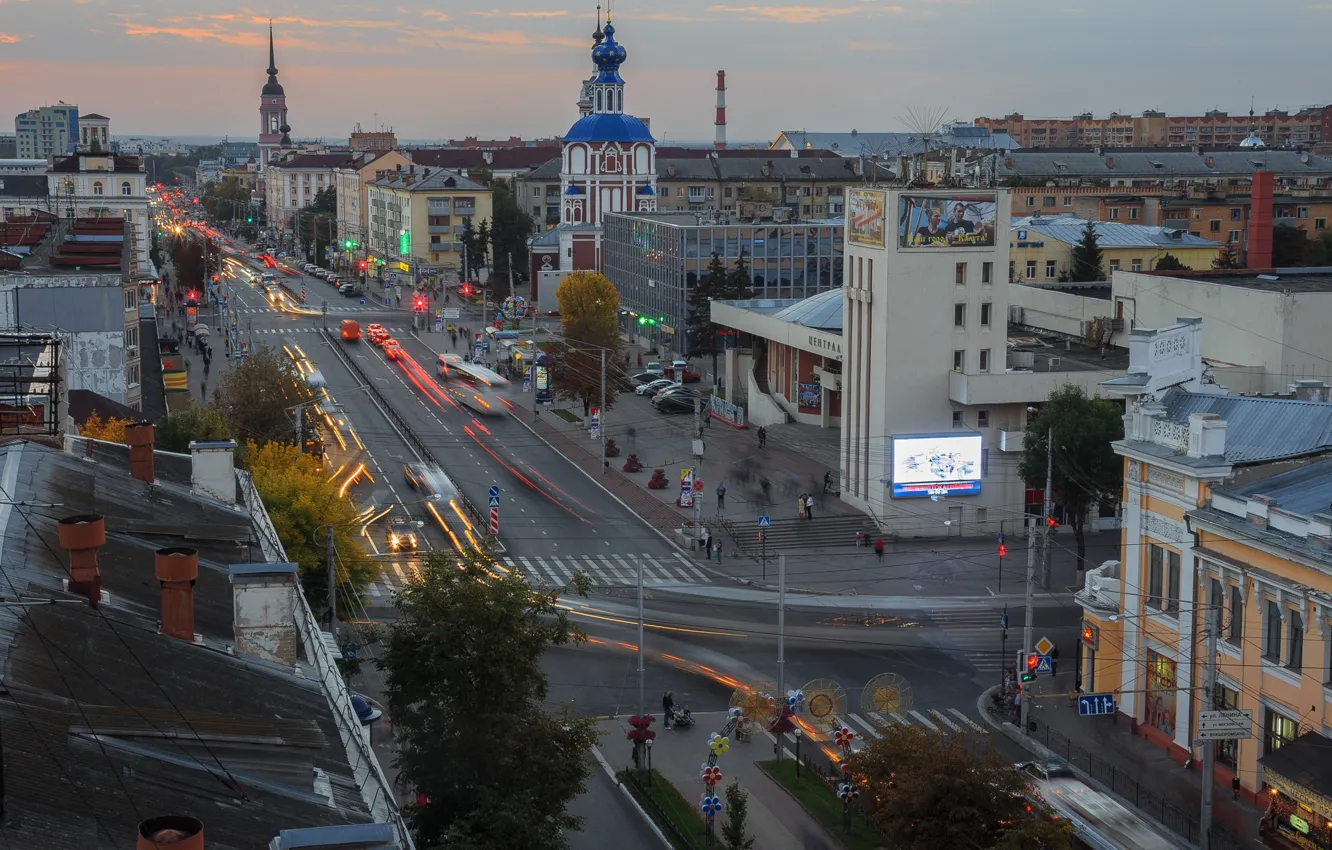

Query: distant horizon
101 134 774 149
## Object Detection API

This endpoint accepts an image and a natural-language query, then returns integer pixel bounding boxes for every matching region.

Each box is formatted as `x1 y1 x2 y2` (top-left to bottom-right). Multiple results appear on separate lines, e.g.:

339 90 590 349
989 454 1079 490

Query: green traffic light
1021 672 1036 683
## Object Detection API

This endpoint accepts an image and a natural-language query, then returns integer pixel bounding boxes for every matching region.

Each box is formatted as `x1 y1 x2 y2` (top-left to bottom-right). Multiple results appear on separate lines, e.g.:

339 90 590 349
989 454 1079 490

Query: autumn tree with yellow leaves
552 271 623 411
80 411 135 444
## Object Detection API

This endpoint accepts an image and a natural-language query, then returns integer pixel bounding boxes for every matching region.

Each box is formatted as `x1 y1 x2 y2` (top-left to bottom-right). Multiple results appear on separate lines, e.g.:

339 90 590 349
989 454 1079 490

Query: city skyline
2 0 1331 141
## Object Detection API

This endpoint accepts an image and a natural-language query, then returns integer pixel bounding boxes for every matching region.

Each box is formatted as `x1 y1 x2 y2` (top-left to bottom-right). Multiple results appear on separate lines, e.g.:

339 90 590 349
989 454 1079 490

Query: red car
383 340 403 360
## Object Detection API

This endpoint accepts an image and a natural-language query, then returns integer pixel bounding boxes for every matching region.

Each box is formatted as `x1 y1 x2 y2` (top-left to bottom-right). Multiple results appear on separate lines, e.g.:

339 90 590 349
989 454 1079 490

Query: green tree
1272 224 1308 267
245 440 378 611
729 252 755 295
459 219 478 279
1153 253 1191 271
687 252 753 367
554 271 623 411
1068 219 1104 281
1212 241 1243 269
721 780 756 850
210 348 316 446
309 185 337 214
202 176 254 227
156 403 230 453
849 724 1071 850
1019 385 1124 570
475 218 492 269
488 178 532 285
377 548 596 849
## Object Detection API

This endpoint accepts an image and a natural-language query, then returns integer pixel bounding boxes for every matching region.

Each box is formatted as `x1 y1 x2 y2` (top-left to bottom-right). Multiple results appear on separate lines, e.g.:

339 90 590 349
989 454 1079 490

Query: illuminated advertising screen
847 188 887 247
899 194 997 249
891 433 983 498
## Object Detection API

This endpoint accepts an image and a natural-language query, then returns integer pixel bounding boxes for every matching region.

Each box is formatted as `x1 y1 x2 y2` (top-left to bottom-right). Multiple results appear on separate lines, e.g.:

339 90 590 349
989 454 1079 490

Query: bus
436 353 514 416
1019 762 1179 850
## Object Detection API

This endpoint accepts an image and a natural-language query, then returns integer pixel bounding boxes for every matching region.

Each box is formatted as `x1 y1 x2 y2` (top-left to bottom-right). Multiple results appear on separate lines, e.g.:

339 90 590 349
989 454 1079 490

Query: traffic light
1021 654 1038 682
1046 516 1059 529
358 260 367 271
460 284 473 296
246 216 253 223
998 543 1007 558
413 295 427 311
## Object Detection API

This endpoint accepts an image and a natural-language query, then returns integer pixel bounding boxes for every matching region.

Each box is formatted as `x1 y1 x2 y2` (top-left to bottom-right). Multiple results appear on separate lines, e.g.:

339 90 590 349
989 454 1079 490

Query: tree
309 185 337 214
80 411 134 443
554 272 623 411
1212 241 1243 269
1272 224 1308 267
1019 385 1124 571
1068 219 1104 281
475 219 492 270
687 252 754 367
1153 253 1191 271
376 548 596 849
155 403 229 453
728 252 755 296
721 780 756 850
245 440 378 611
211 348 316 447
488 178 533 285
849 724 1071 850
459 219 478 279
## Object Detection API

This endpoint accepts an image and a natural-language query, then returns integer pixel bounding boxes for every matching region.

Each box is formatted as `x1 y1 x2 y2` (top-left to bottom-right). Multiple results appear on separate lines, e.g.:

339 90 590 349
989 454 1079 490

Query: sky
2 0 1330 143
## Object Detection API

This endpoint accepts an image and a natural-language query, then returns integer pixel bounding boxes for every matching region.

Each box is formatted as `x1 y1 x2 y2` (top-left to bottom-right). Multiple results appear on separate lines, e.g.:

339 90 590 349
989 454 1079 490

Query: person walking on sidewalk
874 536 885 563
715 483 726 510
704 531 713 560
757 426 767 448
796 494 806 521
823 471 832 494
662 690 675 728
713 539 723 562
805 493 815 521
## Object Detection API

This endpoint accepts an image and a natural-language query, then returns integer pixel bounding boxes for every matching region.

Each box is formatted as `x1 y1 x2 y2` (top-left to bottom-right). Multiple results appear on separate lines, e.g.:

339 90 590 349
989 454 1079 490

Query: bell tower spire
267 24 278 79
258 21 289 175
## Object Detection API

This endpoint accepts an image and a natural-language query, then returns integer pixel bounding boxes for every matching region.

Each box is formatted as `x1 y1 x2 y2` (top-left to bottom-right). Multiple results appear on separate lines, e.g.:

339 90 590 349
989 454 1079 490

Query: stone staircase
721 513 876 560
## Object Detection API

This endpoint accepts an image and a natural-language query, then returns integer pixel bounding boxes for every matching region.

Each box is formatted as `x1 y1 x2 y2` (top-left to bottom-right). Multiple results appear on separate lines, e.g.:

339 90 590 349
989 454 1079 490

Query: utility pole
326 526 337 640
637 554 645 732
295 405 304 454
693 396 704 542
1201 602 1220 850
776 554 786 761
1021 426 1053 734
507 250 515 300
1041 428 1054 590
599 348 607 474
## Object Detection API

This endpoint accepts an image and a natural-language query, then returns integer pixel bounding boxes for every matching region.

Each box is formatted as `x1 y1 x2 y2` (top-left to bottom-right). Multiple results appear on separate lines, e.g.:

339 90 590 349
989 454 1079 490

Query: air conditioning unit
1011 351 1034 369
1008 305 1024 324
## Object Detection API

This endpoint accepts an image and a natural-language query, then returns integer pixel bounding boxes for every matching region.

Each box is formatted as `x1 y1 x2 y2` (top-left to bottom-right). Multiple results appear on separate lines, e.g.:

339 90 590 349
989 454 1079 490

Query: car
644 361 665 376
366 323 385 337
383 340 403 360
655 394 695 414
635 378 678 396
303 263 316 273
653 386 699 405
369 330 389 346
628 371 659 385
339 283 363 297
387 516 419 552
403 463 425 490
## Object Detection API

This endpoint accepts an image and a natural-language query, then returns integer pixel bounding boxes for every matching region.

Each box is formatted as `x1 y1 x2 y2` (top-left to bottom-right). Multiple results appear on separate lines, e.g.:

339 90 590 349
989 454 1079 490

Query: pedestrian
1050 644 1059 677
637 351 643 368
713 540 722 562
796 494 806 520
873 536 885 563
704 531 713 560
632 743 641 770
716 483 726 509
855 530 863 547
662 690 674 728
203 360 210 378
805 493 815 521
1012 689 1022 724
823 471 832 494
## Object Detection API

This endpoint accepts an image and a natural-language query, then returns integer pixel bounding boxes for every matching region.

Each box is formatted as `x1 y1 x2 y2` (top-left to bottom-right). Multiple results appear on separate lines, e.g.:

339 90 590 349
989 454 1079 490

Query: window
955 263 966 285
125 326 138 350
532 187 540 197
1042 196 1055 207
1316 218 1326 230
1109 259 1120 272
980 302 992 327
977 508 988 522
126 363 140 388
977 409 990 427
1044 259 1056 279
952 350 964 372
1209 220 1221 233
815 187 824 196
979 350 991 373
1146 545 1180 613
724 187 733 198
1108 207 1120 220
1288 609 1304 670
1298 206 1309 219
1230 208 1242 221
121 181 132 196
1063 196 1073 207
1192 208 1202 221
532 206 540 217
1263 708 1298 756
952 410 964 428
1264 599 1282 661
1215 684 1240 767
1025 260 1036 279
92 181 103 195
1131 259 1142 271
1026 196 1035 207
954 304 966 328
1228 230 1240 243
982 262 993 284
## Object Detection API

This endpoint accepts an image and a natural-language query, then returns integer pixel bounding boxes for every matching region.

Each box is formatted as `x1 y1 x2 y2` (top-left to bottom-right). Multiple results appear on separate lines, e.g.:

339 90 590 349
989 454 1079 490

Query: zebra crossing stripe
930 709 963 733
537 556 571 584
909 710 940 732
868 711 896 727
947 708 986 733
889 712 909 726
847 713 882 738
595 555 631 584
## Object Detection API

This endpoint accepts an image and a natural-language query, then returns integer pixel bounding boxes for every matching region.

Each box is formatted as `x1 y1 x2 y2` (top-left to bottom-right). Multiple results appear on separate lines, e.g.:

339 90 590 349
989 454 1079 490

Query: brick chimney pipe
137 815 205 850
125 421 156 485
155 547 199 642
1247 170 1274 269
58 514 105 608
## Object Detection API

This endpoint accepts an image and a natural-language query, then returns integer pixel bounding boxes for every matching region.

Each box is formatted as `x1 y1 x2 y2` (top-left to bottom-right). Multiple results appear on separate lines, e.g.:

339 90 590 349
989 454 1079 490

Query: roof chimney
190 440 237 504
1247 170 1274 269
229 562 300 666
137 815 204 850
714 70 728 150
125 421 155 484
155 547 199 642
58 514 105 608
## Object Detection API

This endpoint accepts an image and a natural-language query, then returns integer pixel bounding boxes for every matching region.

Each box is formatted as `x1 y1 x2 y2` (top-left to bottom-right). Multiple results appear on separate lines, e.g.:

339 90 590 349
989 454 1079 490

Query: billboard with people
899 194 997 249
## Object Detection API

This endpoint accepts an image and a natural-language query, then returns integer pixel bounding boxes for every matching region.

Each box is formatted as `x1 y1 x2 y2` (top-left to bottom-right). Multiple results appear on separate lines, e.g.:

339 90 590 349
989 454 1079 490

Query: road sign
1078 694 1116 717
1034 655 1053 674
443 307 461 319
488 495 501 508
757 515 771 529
1034 636 1055 656
1197 709 1253 740
489 485 500 498
999 611 1009 631
692 480 704 492
489 507 499 535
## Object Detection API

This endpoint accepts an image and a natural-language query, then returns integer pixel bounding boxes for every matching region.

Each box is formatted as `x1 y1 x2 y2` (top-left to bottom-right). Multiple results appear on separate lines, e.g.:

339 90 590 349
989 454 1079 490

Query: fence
1026 716 1249 850
619 768 705 850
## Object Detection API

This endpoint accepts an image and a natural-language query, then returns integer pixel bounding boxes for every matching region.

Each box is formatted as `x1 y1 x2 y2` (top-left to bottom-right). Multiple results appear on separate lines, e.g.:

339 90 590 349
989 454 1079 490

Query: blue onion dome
592 22 627 70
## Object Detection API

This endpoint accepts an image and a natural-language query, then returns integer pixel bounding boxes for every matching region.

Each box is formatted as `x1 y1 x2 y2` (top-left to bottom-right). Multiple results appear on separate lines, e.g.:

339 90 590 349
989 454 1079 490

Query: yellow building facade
1010 214 1221 282
366 166 493 271
1081 317 1332 827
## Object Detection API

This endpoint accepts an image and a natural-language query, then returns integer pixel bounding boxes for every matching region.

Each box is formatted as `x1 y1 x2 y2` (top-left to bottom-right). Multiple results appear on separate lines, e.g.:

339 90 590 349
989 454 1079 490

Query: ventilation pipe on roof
125 421 155 485
155 547 199 643
58 513 105 608
137 815 204 850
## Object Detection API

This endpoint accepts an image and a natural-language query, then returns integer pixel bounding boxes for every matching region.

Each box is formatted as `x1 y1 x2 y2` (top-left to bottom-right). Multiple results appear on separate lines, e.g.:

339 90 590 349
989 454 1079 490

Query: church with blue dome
559 6 658 238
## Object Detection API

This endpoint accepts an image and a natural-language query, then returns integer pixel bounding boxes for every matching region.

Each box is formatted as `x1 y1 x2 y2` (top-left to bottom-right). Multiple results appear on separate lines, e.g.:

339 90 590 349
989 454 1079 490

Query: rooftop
1012 214 1222 249
406 147 563 171
1 217 128 277
609 210 845 229
774 129 1020 155
368 167 488 192
1157 387 1332 464
1180 268 1332 293
660 155 861 182
49 154 144 174
0 439 388 847
1216 456 1332 517
997 149 1332 179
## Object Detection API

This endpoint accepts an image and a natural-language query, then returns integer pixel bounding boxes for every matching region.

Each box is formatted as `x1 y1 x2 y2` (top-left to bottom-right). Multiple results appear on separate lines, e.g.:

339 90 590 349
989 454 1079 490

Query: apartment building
1008 214 1221 281
365 166 492 274
15 103 79 159
977 106 1332 149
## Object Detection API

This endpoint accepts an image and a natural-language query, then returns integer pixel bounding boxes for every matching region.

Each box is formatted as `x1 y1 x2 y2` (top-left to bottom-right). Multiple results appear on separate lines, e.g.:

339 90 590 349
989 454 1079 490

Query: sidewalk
981 684 1265 849
596 714 840 850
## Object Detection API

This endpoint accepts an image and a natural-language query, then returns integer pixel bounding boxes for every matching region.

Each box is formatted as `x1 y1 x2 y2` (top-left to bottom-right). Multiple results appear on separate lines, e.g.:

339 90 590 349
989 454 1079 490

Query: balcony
429 242 451 252
428 202 451 214
428 225 451 234
454 206 476 216
998 429 1025 452
948 367 1124 407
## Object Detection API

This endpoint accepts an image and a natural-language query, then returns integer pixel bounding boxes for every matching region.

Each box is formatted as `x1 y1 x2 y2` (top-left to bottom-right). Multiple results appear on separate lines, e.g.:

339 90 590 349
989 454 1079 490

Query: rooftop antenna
899 105 950 186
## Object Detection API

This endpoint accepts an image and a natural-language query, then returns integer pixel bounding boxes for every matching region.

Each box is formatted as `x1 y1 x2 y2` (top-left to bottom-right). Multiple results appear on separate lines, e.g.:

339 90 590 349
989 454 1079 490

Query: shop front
1259 732 1332 850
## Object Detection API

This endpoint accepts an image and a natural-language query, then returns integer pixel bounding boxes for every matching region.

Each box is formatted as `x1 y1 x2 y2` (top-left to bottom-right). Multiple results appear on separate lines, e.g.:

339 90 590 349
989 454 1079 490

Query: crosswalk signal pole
776 554 786 762
1020 427 1053 734
637 555 645 737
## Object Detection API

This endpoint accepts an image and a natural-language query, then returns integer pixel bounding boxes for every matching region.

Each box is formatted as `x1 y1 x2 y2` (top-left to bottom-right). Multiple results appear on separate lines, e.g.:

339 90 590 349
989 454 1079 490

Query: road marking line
930 709 963 733
947 708 986 733
867 711 895 727
909 710 939 732
683 564 711 582
593 555 630 584
610 553 644 581
538 555 573 583
847 713 882 738
889 712 909 726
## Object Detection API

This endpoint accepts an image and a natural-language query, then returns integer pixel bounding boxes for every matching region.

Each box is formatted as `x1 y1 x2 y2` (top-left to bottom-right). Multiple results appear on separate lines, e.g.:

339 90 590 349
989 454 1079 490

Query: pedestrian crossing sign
488 496 501 508
1034 655 1053 674
757 515 771 528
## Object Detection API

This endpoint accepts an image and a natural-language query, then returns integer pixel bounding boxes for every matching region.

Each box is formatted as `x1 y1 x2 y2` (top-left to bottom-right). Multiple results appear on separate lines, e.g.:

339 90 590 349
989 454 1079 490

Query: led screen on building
898 194 997 249
891 433 983 498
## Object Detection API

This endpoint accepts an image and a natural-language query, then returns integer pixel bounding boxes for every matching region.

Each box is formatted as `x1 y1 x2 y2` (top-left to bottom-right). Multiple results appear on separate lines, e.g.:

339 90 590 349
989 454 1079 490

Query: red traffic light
1026 654 1039 670
1046 516 1059 528
187 290 197 301
998 544 1007 558
460 284 473 296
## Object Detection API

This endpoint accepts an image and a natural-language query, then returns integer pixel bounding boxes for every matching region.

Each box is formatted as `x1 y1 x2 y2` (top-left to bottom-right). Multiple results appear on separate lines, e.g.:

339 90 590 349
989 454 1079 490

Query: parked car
303 263 316 273
635 378 678 396
339 283 363 297
655 394 695 414
628 371 659 385
653 386 698 403
644 361 665 376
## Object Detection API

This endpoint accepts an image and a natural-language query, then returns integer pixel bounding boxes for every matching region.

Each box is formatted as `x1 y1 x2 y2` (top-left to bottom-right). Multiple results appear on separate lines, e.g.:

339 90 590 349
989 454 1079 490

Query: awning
194 325 211 336
1260 732 1332 814
163 371 188 392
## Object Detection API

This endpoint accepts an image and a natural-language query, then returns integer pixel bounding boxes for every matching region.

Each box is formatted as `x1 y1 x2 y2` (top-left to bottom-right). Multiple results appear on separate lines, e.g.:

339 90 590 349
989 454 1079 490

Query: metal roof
1216 457 1332 517
1012 214 1221 249
774 130 1018 155
771 287 843 331
562 113 654 144
997 149 1332 178
1161 387 1332 463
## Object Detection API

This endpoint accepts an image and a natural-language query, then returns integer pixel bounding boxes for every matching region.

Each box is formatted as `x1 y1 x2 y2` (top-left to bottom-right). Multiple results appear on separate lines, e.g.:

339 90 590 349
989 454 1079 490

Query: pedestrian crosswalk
363 559 423 601
501 552 712 588
246 326 412 335
234 305 372 315
923 604 1008 677
838 707 989 751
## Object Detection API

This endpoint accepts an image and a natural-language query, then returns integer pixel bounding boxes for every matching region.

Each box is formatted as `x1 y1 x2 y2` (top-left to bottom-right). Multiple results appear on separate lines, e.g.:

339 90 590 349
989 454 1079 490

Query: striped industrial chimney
714 70 727 150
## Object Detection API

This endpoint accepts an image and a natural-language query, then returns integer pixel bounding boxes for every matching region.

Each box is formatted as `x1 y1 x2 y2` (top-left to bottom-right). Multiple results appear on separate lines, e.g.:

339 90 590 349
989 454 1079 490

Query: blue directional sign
488 496 501 508
757 515 771 529
999 611 1009 631
1034 655 1053 674
488 486 500 498
1078 694 1116 717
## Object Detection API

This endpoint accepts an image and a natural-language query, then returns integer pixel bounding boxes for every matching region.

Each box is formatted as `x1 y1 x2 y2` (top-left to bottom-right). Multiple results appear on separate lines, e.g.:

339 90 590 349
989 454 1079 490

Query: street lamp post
794 727 802 777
